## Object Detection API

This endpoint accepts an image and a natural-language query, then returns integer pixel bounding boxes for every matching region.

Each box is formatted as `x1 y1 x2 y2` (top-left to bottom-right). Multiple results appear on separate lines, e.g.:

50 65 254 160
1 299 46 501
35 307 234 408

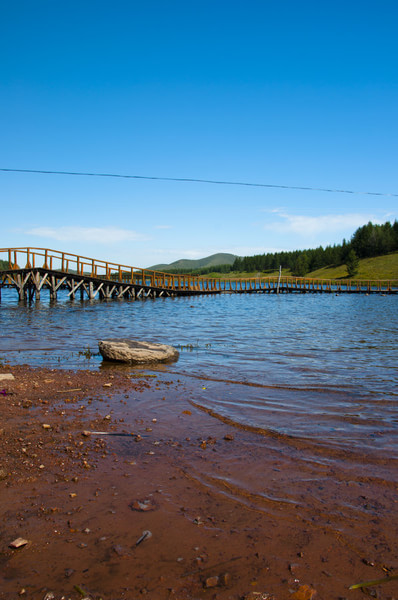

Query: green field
201 252 398 281
306 252 398 280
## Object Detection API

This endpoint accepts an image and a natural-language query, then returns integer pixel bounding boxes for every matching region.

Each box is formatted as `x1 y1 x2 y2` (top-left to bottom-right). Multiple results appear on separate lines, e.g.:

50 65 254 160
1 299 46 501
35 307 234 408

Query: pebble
130 499 157 512
290 584 317 600
9 537 29 549
204 575 219 588
64 568 75 578
220 572 231 585
113 544 130 557
0 374 15 381
0 468 8 480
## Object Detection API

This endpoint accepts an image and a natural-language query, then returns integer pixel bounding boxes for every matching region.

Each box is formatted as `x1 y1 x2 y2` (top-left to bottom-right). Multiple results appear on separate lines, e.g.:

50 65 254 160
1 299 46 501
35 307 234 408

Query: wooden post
276 266 282 294
25 248 31 269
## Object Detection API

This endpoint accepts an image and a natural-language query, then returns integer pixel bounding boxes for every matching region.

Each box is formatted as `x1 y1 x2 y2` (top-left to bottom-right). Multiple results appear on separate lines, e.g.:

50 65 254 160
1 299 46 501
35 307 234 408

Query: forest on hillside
232 220 398 276
153 220 398 277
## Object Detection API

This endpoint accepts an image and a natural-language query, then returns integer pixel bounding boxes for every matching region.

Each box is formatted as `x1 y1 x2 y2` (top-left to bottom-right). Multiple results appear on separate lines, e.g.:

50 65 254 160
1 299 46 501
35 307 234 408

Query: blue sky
1 1 397 267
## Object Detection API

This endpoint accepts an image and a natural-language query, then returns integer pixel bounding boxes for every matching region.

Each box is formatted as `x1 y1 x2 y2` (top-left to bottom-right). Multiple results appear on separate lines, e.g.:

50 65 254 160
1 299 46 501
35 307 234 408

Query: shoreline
0 364 397 600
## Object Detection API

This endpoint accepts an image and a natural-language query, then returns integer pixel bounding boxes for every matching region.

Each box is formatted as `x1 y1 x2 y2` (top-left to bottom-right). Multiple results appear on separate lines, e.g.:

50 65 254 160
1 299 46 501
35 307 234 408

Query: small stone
113 544 129 557
224 434 234 441
362 558 375 566
204 575 219 588
290 584 317 600
103 383 112 388
0 468 8 480
130 499 157 512
220 572 231 585
65 568 75 578
42 424 51 429
9 537 29 549
0 374 15 381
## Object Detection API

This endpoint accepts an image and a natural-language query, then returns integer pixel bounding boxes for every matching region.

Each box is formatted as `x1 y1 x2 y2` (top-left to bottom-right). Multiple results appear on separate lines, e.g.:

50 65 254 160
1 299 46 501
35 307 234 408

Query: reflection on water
0 289 397 456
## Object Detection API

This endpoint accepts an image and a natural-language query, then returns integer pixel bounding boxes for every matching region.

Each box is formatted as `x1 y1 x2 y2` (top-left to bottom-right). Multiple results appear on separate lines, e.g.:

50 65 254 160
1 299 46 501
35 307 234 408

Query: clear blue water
1 289 397 457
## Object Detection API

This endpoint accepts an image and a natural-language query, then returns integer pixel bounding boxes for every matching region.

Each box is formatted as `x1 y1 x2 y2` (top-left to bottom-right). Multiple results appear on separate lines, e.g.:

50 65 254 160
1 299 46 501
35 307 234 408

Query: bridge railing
0 247 397 293
0 247 211 291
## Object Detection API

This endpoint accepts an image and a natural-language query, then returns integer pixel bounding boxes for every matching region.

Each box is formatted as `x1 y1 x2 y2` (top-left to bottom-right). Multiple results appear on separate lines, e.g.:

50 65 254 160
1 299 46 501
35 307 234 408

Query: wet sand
0 365 397 600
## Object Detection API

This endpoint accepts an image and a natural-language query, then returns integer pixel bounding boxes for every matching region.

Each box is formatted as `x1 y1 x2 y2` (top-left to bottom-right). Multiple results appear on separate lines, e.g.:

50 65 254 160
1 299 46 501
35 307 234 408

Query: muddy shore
0 364 396 600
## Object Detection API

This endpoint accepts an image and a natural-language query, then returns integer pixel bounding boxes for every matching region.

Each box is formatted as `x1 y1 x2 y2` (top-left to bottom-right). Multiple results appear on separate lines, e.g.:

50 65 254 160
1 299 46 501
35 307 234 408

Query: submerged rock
98 339 179 365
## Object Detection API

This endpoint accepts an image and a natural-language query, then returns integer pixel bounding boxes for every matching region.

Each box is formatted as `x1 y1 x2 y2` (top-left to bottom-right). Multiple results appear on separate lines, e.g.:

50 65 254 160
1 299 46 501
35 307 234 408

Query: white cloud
26 226 150 244
263 210 383 236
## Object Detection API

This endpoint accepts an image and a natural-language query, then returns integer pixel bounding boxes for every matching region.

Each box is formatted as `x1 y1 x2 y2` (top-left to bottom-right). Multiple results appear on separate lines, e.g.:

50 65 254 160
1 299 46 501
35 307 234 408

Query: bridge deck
1 247 397 301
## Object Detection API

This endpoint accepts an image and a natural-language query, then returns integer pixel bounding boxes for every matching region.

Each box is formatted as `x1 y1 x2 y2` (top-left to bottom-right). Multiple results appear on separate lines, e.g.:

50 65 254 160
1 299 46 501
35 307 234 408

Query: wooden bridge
0 247 397 302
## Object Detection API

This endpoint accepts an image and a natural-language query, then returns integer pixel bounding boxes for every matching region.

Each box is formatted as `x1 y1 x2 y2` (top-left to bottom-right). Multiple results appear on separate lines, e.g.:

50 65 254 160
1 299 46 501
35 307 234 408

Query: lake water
0 289 397 461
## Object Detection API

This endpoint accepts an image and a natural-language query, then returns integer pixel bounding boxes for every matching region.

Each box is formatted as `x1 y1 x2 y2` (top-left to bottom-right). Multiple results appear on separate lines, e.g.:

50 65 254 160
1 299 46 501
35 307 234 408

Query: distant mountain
149 253 237 271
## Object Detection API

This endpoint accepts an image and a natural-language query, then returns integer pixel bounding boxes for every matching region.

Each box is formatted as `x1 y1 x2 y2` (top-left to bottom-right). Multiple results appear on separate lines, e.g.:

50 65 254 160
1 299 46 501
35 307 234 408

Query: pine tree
346 249 359 277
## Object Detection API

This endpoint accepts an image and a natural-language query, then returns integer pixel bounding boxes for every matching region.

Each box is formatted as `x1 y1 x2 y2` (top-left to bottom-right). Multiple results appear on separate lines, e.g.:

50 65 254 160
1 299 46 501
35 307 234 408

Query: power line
1 167 397 197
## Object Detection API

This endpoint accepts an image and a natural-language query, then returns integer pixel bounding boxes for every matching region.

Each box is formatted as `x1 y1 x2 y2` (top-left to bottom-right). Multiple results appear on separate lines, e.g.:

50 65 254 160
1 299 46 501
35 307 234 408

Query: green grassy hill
307 252 398 280
200 252 398 280
149 253 237 271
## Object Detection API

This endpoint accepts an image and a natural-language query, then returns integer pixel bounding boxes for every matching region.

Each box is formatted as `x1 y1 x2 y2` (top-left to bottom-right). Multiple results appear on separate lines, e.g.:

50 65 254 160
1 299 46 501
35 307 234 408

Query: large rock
98 339 179 365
